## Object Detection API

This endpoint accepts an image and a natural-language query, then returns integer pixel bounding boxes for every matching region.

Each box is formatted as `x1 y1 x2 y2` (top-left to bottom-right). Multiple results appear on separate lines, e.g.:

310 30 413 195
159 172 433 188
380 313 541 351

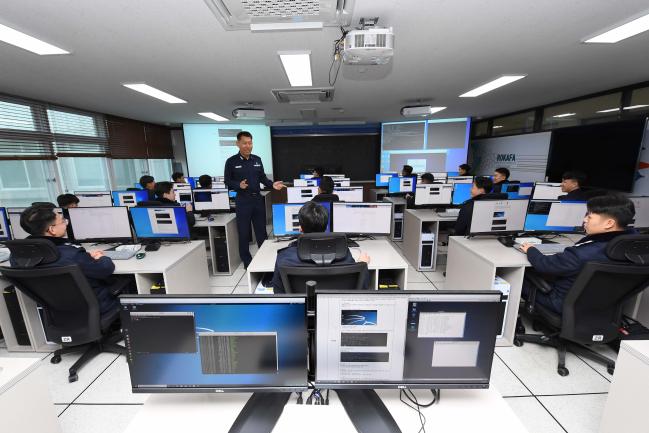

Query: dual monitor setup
87 188 232 212
120 290 502 433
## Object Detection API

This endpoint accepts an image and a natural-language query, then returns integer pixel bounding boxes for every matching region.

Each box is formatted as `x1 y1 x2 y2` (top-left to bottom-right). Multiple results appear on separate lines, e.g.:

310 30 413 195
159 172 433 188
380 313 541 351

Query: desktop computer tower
393 218 403 240
3 286 31 346
493 276 511 338
419 233 435 269
213 238 229 273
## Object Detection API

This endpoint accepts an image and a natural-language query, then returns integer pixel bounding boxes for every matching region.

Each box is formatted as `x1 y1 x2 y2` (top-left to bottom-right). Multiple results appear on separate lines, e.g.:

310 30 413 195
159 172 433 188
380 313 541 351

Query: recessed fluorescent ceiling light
198 112 228 121
596 107 620 113
492 125 503 129
585 13 649 43
122 83 186 104
623 104 649 110
459 75 526 97
0 23 69 55
553 113 577 118
278 51 312 87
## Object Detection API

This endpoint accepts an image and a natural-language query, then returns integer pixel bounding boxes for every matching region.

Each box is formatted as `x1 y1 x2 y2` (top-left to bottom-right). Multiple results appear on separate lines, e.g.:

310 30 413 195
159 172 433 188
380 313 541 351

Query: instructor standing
224 131 284 268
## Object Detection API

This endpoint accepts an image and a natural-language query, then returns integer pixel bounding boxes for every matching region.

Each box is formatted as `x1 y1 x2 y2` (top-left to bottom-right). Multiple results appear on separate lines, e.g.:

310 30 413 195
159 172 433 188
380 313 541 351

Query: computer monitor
414 184 453 206
532 182 563 200
387 176 416 194
324 174 346 179
129 206 191 240
501 182 534 199
294 178 320 187
0 207 10 241
192 188 230 212
333 178 351 187
331 202 392 235
119 295 308 393
272 202 331 236
524 200 588 233
447 176 474 184
447 171 460 176
469 199 529 236
186 177 197 189
629 197 649 229
6 207 67 240
452 183 472 205
75 191 113 207
375 173 398 187
299 173 314 179
315 290 501 389
68 206 133 243
173 184 193 205
229 191 237 198
212 182 226 189
430 172 448 182
133 183 143 190
112 190 149 207
286 186 318 203
334 186 363 202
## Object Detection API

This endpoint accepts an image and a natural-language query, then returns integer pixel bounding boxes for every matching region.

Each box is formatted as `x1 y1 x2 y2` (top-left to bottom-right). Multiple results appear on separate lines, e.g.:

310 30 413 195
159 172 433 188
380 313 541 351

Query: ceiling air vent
204 0 354 30
271 88 335 104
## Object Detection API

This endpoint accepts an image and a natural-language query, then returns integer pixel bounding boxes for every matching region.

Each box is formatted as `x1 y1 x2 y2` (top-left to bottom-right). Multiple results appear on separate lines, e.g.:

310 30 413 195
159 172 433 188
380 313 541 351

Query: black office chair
515 234 649 376
0 239 126 383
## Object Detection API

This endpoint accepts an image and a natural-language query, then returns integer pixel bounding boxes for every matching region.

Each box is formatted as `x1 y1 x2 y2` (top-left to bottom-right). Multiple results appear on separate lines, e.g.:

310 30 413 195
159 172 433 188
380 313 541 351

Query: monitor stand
228 392 291 433
336 389 402 433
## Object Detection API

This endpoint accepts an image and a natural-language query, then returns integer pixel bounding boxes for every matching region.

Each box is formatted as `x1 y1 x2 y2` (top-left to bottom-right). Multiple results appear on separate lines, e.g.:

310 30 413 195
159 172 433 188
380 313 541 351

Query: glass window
627 87 649 113
473 121 489 138
0 160 57 207
148 159 173 183
542 93 622 129
0 100 35 131
47 109 98 137
492 111 535 136
57 157 110 192
112 159 149 190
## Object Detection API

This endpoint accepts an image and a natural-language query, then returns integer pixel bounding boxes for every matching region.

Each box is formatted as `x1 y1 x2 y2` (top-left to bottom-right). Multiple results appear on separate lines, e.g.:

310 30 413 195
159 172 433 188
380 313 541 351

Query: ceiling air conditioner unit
342 27 394 65
232 108 266 119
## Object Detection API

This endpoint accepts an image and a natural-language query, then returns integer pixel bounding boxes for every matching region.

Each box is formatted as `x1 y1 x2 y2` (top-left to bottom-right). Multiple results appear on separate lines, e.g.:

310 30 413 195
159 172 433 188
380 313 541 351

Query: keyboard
517 243 567 255
103 245 141 260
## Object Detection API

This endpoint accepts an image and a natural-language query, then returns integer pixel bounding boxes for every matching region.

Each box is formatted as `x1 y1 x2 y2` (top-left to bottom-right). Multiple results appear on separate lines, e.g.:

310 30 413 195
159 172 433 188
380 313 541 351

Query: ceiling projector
401 105 447 117
341 27 394 65
232 108 265 119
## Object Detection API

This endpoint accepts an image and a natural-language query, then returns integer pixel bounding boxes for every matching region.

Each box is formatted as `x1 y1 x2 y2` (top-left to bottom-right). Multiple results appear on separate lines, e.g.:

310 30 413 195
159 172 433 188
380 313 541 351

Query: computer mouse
136 252 146 259
208 216 215 222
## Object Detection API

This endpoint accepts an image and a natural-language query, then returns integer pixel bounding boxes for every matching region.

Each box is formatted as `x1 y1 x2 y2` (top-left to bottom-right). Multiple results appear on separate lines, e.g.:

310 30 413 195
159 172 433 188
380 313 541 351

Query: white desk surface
194 213 236 227
124 388 527 433
620 339 649 365
248 238 408 273
94 240 205 274
406 208 459 221
0 357 40 394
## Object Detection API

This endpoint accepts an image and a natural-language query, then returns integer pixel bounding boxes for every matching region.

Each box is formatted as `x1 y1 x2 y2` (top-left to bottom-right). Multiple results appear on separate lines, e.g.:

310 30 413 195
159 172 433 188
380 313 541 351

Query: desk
599 340 649 433
0 241 210 352
383 196 406 241
0 357 62 433
402 209 458 271
369 188 388 202
246 239 408 291
195 214 241 275
123 388 528 433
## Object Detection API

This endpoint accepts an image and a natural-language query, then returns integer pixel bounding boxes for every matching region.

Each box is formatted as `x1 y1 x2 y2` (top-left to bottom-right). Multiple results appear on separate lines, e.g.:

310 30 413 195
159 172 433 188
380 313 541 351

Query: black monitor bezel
129 205 192 242
522 199 587 235
413 183 454 207
468 198 529 237
67 206 134 244
313 289 501 390
330 201 394 236
119 294 309 393
191 188 230 212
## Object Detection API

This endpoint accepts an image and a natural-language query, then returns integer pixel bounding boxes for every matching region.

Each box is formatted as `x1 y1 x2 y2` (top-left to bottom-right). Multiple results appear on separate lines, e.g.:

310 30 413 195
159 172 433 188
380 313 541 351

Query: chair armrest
526 273 554 294
107 277 133 296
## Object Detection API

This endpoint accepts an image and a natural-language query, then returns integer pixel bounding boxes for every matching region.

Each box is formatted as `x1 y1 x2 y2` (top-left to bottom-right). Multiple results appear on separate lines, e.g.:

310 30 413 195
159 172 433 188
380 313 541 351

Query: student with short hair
420 173 435 184
271 201 370 293
56 193 80 209
453 176 508 236
312 176 340 203
519 194 636 314
492 167 510 193
151 181 195 226
198 174 212 189
312 167 325 179
171 172 185 183
559 170 589 201
458 164 471 176
401 165 414 177
139 175 156 200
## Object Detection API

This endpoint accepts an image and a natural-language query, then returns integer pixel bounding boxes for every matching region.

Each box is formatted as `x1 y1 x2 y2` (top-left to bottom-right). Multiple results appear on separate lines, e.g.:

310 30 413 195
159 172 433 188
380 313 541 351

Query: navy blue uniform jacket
272 241 370 293
558 188 589 201
224 153 273 194
526 230 633 313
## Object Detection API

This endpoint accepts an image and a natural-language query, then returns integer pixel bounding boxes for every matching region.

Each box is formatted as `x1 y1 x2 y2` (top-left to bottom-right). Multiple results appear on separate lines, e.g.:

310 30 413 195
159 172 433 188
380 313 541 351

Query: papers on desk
255 285 274 294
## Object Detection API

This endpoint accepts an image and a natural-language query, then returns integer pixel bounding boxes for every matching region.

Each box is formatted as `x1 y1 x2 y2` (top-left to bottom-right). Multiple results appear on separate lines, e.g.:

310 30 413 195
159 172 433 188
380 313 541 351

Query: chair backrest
280 262 368 294
296 232 348 265
561 234 649 344
1 239 103 345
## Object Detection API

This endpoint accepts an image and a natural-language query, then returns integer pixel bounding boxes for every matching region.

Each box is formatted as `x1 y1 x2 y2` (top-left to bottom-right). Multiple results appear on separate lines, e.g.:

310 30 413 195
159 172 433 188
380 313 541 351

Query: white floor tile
209 285 234 294
208 267 245 287
56 404 69 416
407 267 430 283
232 284 250 294
574 345 617 381
496 343 610 395
0 347 49 359
43 352 120 404
58 404 142 433
490 356 531 397
76 355 148 404
538 394 608 433
405 282 436 291
433 281 445 290
423 270 446 282
505 396 565 433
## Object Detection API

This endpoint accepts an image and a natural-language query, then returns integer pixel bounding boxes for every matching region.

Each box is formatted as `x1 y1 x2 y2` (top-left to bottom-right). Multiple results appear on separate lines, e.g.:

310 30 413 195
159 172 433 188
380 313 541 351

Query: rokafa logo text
496 154 516 162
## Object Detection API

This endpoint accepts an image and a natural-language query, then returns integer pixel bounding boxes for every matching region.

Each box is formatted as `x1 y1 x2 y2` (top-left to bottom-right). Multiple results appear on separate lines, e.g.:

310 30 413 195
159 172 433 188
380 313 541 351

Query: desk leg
17 291 60 352
207 226 218 276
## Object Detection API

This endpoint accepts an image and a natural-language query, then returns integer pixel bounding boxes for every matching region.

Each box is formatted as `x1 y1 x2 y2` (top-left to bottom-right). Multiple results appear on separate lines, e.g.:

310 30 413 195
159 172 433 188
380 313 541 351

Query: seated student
312 176 340 203
401 164 414 177
32 201 56 208
272 201 370 293
492 167 510 193
458 164 471 176
420 173 435 184
558 170 589 201
14 206 120 314
171 172 185 183
56 193 79 209
518 194 636 315
198 174 212 189
453 176 508 236
151 181 195 226
139 175 156 200
312 167 324 179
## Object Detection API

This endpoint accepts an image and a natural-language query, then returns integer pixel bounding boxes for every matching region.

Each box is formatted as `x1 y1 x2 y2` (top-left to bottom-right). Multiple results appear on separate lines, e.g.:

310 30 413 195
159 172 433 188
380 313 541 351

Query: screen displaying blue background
133 183 143 189
184 124 273 177
129 207 190 239
123 301 307 389
502 182 534 199
272 202 331 236
524 214 577 232
112 190 148 206
0 208 10 240
388 176 416 193
376 173 398 187
452 183 472 205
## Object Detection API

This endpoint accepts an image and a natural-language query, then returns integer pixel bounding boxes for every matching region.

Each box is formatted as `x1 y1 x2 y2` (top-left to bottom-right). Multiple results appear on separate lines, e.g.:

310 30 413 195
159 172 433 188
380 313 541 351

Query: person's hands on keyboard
116 244 142 252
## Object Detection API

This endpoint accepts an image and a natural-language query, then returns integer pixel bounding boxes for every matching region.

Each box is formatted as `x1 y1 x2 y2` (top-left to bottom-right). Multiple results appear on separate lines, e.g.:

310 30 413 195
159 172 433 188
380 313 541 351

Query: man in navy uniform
224 131 285 268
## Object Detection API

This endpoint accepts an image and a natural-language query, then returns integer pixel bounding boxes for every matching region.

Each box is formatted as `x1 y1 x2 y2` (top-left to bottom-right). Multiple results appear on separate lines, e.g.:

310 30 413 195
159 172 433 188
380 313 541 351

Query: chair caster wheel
51 355 62 364
513 339 523 347
516 325 526 334
68 373 78 383
557 367 569 377
607 365 615 375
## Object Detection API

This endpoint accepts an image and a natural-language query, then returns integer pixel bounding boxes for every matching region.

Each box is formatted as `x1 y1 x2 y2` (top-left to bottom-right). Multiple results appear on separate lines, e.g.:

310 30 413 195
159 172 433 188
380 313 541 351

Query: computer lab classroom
2 2 649 433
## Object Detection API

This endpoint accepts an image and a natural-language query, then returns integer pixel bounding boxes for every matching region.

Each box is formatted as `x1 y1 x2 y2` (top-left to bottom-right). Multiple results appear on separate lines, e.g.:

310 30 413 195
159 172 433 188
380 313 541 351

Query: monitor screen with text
414 184 453 206
331 202 392 235
469 200 528 235
68 206 133 242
